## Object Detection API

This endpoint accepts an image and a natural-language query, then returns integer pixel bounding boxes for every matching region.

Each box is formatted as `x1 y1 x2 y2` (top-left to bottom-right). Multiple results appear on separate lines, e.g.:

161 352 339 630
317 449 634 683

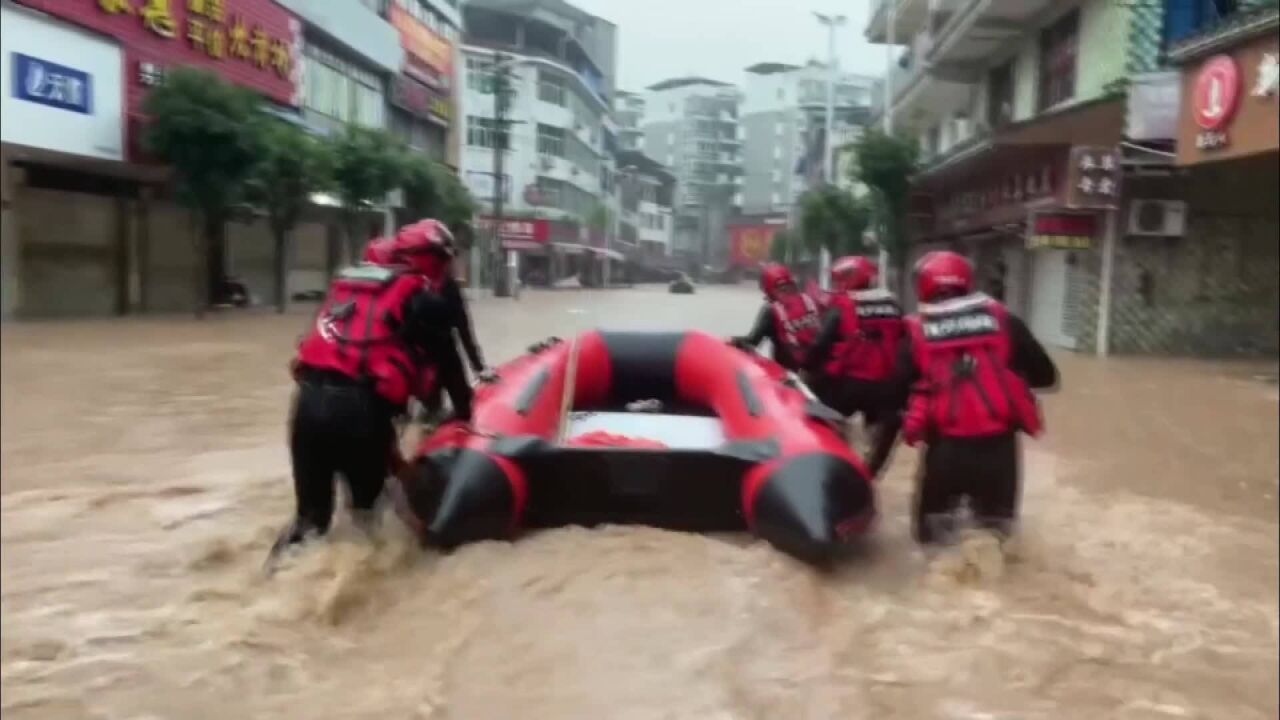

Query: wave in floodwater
2 451 1276 720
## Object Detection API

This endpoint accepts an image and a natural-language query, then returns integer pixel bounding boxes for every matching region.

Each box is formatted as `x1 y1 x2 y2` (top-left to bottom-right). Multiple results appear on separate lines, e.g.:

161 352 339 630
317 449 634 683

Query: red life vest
769 292 821 362
295 265 429 407
903 293 1042 441
825 289 904 383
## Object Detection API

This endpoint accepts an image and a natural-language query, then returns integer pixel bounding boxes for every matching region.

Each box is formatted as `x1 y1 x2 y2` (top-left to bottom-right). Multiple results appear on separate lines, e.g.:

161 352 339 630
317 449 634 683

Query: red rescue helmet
759 263 797 299
362 236 397 265
393 219 456 280
914 250 974 303
831 255 878 292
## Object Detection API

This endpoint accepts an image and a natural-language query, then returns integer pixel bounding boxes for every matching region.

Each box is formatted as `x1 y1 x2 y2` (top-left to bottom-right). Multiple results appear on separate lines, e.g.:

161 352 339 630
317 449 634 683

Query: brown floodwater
2 285 1277 720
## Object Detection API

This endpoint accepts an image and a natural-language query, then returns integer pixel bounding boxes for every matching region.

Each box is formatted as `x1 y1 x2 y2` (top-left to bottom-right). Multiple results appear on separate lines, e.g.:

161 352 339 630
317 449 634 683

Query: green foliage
247 119 332 237
586 203 611 232
142 67 262 222
770 228 793 263
798 186 871 258
853 130 919 265
429 164 476 240
330 125 406 216
400 155 440 222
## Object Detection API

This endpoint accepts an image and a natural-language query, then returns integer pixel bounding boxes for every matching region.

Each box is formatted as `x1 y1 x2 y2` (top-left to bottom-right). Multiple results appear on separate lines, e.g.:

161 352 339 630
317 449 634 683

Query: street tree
429 163 477 241
329 126 405 268
246 118 332 313
770 228 794 264
142 67 263 316
798 186 871 259
399 154 440 227
853 130 919 294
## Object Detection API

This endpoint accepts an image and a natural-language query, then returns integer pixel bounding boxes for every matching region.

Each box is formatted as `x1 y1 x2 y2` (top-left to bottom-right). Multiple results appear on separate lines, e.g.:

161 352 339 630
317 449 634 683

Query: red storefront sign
477 217 551 251
728 224 782 268
17 0 301 116
1026 211 1098 250
1191 54 1243 151
390 73 451 126
388 3 453 92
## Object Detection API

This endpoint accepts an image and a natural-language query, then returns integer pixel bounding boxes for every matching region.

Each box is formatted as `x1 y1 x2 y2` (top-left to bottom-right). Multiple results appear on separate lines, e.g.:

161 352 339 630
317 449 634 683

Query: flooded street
2 285 1277 720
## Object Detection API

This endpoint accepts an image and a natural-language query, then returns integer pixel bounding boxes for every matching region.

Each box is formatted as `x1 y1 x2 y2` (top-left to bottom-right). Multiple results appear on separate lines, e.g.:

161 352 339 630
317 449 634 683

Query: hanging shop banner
17 0 302 109
477 216 551 251
1066 145 1122 209
388 2 452 92
1026 211 1098 250
728 223 783 268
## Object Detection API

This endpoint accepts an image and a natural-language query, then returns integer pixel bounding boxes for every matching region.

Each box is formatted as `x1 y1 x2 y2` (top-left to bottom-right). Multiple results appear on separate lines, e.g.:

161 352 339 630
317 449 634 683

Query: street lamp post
879 3 896 288
814 11 846 291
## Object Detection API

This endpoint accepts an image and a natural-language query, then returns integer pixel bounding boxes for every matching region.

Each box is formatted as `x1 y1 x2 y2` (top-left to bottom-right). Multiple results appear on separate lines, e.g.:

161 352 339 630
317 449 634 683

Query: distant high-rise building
641 77 743 265
739 61 875 216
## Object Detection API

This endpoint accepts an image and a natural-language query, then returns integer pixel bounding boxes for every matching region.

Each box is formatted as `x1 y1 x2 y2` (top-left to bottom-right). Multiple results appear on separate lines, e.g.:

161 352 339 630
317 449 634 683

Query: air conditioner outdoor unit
539 155 555 171
1127 199 1188 237
570 166 579 176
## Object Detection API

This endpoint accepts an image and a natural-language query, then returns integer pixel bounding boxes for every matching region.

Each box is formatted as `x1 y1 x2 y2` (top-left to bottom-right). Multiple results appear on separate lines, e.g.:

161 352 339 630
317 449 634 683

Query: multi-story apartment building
616 150 676 260
458 0 620 282
740 61 875 216
641 77 743 265
614 90 646 152
866 0 1277 357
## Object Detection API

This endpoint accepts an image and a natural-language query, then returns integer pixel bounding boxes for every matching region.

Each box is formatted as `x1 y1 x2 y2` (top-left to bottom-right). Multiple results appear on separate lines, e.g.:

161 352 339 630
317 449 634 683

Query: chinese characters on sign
137 60 166 86
99 0 292 78
939 164 1056 229
476 217 551 250
1027 212 1097 251
1192 54 1242 151
1066 146 1122 209
13 53 93 115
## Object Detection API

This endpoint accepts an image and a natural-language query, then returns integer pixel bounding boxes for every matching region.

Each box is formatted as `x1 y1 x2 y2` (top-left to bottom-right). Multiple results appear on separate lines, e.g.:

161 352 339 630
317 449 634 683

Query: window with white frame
538 70 568 106
467 116 503 148
537 124 566 157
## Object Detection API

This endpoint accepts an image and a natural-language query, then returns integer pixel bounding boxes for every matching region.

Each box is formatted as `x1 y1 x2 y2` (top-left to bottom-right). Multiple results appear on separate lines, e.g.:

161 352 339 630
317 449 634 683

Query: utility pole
490 51 513 297
815 11 846 291
878 3 896 288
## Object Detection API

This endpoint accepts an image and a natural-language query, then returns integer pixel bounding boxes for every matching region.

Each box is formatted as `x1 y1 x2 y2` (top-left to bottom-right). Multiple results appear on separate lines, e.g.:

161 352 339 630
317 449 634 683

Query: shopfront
1166 16 1280 357
4 0 301 318
388 0 456 165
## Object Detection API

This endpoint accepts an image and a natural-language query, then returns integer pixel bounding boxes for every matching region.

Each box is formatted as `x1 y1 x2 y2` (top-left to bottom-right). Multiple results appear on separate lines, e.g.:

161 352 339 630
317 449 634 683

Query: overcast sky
572 0 888 91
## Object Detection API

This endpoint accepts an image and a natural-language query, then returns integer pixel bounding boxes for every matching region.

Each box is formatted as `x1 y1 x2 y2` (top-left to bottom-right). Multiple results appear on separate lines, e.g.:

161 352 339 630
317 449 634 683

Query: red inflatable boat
394 330 876 564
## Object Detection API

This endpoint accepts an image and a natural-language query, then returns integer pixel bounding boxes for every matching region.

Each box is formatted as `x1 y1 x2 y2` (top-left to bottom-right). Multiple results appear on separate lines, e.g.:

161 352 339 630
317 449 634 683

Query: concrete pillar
1 159 23 320
135 187 151 312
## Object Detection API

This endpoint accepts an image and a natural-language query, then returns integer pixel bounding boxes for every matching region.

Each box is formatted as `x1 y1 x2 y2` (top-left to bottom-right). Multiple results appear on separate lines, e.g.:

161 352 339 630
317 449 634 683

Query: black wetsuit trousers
289 373 397 534
808 375 904 477
913 432 1020 545
420 337 474 423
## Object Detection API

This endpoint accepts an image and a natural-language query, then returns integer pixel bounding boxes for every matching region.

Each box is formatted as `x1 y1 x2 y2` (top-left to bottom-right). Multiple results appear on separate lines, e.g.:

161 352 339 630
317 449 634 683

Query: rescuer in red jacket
804 256 906 477
895 251 1058 545
274 224 458 552
731 263 822 372
390 220 485 424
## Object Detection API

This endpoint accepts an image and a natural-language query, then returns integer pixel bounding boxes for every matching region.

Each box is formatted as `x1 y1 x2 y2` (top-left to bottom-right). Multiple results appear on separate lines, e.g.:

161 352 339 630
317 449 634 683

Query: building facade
1161 5 1278 356
384 0 462 166
868 0 1277 357
641 77 743 266
458 0 619 282
739 61 875 216
615 149 675 260
614 90 646 152
2 0 305 318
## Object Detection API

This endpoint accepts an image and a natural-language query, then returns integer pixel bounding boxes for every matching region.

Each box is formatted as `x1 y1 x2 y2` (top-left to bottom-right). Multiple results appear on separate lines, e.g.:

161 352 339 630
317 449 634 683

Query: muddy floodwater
2 285 1277 720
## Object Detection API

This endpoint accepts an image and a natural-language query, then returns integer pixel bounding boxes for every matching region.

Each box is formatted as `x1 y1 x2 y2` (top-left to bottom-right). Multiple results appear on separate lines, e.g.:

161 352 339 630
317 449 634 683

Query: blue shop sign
12 53 92 115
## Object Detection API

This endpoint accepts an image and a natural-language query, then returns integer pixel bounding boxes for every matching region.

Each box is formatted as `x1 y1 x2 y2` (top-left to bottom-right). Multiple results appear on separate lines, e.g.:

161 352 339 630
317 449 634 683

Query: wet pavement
2 284 1277 720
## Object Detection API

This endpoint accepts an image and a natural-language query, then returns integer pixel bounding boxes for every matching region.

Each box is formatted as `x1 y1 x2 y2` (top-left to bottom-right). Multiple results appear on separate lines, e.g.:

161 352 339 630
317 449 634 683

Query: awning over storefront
551 242 625 261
